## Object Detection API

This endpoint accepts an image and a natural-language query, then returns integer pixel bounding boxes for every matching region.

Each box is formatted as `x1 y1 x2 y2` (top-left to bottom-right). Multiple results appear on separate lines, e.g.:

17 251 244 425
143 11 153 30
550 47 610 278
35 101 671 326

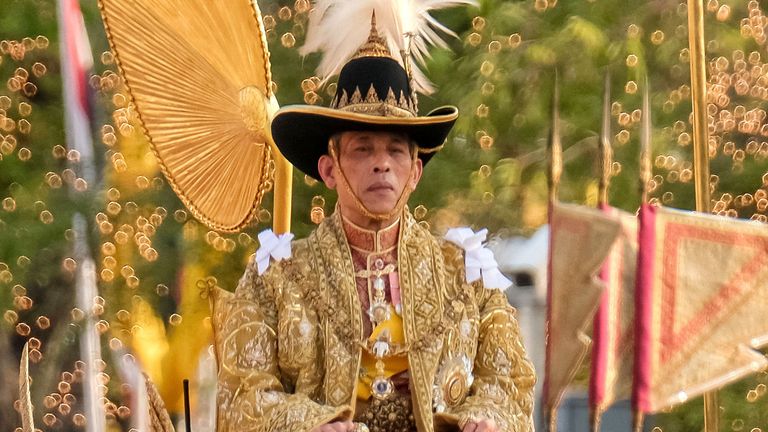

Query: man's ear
409 157 423 190
318 154 337 189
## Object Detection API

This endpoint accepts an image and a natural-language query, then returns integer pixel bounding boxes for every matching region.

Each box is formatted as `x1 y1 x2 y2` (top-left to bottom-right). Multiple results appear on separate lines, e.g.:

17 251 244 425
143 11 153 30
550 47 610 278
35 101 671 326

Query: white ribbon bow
255 229 294 275
445 227 512 291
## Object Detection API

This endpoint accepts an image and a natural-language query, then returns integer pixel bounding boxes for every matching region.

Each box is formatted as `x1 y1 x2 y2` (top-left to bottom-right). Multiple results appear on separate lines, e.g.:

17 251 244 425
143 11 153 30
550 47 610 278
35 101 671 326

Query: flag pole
686 1 717 430
590 70 612 432
687 0 712 213
632 77 653 432
58 1 106 430
543 71 561 432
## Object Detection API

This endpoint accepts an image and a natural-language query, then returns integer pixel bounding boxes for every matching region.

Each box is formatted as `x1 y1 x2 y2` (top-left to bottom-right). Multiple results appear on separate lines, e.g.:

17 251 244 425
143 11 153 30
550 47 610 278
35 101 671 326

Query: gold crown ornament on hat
272 0 477 181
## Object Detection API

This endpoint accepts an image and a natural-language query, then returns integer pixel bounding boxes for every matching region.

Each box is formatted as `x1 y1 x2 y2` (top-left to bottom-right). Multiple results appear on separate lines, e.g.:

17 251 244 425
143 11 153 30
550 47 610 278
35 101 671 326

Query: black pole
183 379 191 432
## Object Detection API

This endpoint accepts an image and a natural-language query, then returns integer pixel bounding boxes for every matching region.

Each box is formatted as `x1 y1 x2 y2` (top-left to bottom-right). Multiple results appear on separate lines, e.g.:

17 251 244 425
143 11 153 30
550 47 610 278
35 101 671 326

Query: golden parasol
98 0 292 233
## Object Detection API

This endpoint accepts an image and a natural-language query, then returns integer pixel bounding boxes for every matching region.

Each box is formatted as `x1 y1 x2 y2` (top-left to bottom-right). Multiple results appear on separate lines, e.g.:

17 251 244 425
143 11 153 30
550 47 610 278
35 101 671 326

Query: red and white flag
58 2 103 432
589 204 638 426
633 204 768 414
58 0 95 181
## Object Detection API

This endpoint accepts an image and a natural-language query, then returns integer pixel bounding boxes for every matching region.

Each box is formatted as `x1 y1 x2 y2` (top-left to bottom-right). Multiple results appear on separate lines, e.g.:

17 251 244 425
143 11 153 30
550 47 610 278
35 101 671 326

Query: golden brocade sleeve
212 257 351 432
438 249 537 432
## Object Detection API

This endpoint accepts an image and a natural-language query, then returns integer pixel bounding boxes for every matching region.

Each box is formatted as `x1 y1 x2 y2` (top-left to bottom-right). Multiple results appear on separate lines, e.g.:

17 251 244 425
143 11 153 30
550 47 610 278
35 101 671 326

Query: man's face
319 131 423 218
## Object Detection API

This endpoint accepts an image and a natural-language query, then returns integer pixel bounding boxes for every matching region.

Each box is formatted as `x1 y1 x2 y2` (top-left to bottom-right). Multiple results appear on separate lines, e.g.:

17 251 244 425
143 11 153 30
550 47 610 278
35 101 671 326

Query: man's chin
360 201 398 216
365 205 397 215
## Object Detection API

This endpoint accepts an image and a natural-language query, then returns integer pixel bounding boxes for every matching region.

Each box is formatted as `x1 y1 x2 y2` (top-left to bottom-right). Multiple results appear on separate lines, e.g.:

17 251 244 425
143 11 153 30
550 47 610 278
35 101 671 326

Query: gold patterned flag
543 202 620 428
633 204 768 413
589 205 638 425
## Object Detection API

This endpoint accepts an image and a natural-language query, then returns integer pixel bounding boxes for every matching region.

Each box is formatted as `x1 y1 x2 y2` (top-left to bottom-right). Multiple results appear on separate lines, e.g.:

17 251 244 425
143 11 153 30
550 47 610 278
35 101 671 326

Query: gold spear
548 71 562 206
19 342 34 432
639 77 652 206
598 72 613 208
686 1 717 430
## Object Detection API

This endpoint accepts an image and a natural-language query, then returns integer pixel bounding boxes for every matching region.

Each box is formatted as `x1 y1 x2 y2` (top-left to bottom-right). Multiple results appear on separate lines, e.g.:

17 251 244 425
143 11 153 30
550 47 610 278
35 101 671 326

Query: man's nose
372 150 392 173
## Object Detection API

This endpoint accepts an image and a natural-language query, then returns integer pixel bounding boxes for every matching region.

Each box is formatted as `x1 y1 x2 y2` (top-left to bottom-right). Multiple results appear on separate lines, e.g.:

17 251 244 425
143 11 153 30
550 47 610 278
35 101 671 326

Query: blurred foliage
1 0 768 430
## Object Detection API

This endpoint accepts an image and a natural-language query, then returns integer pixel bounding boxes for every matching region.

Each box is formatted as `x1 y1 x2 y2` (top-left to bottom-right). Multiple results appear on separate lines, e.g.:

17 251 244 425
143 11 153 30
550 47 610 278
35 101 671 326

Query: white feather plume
300 0 477 95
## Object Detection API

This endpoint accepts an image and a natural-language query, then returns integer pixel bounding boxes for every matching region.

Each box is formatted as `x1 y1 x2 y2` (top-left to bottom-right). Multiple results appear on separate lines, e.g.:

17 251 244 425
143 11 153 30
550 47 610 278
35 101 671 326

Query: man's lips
367 182 395 192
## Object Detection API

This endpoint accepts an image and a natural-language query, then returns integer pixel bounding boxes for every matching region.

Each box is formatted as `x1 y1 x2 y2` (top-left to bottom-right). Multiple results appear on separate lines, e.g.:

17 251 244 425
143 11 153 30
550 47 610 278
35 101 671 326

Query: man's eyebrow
351 133 372 142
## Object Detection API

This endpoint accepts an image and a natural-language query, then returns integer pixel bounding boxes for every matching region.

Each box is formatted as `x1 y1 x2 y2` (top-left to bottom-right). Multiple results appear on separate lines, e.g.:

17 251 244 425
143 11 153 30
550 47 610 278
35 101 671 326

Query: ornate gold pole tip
548 71 562 205
598 71 613 207
639 76 652 205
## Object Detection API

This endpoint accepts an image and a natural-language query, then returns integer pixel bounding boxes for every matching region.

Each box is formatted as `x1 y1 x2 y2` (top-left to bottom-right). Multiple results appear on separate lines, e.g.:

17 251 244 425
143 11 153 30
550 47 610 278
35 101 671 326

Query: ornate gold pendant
371 376 395 400
368 275 391 325
368 301 391 324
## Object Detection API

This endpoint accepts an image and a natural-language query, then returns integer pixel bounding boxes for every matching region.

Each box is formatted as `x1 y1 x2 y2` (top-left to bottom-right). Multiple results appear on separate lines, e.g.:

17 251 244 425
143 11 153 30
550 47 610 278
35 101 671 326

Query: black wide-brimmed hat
271 23 458 180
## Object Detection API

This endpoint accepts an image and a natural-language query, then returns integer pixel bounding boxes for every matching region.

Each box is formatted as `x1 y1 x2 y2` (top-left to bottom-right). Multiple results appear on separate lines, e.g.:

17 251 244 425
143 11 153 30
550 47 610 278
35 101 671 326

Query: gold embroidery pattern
214 275 350 431
214 210 536 431
399 215 445 431
440 288 537 431
307 219 363 407
355 393 417 432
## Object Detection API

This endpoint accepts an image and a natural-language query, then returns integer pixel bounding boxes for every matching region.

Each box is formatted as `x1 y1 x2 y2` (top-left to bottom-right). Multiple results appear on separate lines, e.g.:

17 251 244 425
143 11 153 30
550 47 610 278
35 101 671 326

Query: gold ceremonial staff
686 1 717 430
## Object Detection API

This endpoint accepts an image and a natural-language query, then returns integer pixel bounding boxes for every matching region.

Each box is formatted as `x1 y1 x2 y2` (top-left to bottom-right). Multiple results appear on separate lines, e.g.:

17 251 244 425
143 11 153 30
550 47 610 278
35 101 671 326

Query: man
212 18 535 432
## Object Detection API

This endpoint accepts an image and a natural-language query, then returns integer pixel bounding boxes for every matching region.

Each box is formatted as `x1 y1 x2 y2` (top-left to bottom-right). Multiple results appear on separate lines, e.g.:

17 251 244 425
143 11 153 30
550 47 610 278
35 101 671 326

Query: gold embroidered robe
212 211 536 431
